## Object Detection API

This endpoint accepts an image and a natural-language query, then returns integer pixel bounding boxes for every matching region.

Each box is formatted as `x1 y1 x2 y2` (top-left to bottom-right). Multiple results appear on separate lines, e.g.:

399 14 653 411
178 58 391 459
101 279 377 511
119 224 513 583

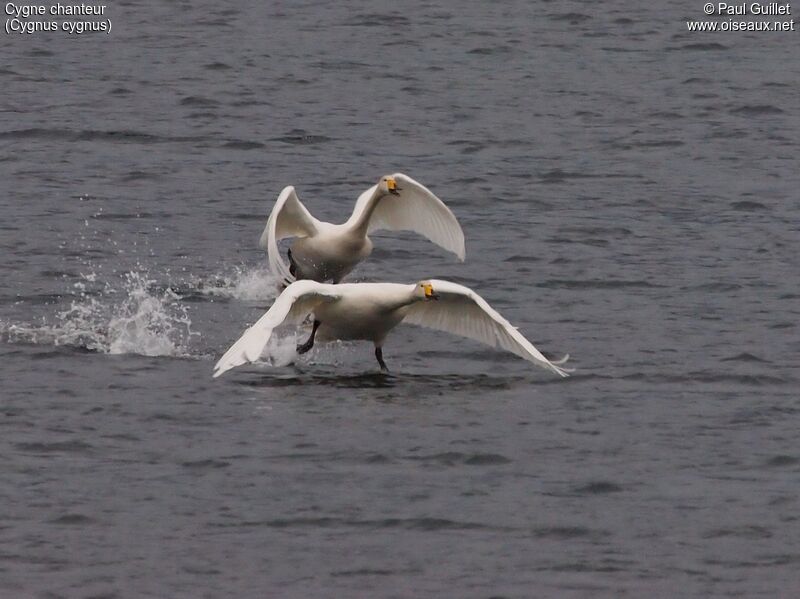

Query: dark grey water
2 1 799 597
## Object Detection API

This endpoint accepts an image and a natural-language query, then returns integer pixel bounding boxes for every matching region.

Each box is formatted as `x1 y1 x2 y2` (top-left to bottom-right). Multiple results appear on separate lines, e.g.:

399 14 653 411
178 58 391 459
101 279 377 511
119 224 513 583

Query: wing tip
548 354 573 377
212 361 229 378
454 229 466 261
445 236 465 261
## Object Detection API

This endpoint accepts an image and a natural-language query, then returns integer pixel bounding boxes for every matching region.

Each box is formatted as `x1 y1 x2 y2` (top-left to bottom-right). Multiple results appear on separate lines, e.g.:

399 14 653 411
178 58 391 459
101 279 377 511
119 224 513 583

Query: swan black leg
375 347 389 372
297 320 321 354
281 249 302 289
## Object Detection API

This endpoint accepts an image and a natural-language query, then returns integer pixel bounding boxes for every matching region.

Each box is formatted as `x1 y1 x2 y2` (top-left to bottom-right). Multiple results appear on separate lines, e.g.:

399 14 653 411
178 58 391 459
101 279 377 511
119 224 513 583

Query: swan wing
403 280 569 376
213 280 339 377
259 186 321 283
350 174 465 261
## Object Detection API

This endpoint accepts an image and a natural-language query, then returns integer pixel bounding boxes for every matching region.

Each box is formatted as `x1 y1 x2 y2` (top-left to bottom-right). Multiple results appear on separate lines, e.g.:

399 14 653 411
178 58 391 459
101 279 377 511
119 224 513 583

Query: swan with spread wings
213 279 570 378
259 174 465 285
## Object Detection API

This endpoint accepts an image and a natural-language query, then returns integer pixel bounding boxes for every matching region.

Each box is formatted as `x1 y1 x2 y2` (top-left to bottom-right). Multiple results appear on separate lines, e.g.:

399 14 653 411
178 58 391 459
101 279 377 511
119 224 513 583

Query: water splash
2 271 197 357
182 265 280 302
265 334 300 367
106 272 195 355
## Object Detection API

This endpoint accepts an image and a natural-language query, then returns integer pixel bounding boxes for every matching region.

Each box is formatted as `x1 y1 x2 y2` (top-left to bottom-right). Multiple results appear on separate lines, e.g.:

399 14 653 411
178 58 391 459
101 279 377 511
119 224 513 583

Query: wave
0 128 208 144
212 516 499 532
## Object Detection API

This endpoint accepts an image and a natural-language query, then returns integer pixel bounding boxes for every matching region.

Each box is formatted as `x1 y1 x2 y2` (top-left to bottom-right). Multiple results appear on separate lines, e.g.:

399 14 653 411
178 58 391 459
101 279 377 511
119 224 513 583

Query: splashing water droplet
266 334 299 367
2 271 197 358
105 272 195 356
181 265 281 302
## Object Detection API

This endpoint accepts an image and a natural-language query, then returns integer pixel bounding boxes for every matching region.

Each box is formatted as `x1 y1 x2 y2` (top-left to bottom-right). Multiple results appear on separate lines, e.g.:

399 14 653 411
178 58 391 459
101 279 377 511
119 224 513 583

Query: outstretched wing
213 280 339 378
403 280 570 376
259 186 321 283
349 173 465 261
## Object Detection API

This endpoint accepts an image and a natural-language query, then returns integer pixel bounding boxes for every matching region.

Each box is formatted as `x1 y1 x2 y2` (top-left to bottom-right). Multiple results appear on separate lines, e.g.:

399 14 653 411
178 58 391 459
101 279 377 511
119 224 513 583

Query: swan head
415 280 439 301
378 175 401 196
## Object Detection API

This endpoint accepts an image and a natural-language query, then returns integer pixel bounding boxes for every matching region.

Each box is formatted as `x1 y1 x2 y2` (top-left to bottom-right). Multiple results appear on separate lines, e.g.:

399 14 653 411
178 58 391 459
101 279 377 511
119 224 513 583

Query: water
2 1 799 597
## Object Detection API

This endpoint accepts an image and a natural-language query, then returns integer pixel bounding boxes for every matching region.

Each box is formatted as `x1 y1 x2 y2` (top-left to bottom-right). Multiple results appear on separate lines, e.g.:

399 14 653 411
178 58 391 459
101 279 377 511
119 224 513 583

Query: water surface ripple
1 1 798 597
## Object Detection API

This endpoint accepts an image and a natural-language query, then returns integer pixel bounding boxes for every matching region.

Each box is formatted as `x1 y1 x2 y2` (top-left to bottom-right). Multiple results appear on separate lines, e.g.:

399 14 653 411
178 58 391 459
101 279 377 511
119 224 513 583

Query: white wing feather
403 280 569 377
213 280 339 378
259 186 321 283
350 173 465 261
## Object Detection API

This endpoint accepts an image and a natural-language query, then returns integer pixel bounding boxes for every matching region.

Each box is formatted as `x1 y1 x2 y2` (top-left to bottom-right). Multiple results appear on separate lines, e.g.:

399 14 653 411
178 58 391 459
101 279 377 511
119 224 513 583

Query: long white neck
373 283 422 312
349 186 385 237
404 285 424 307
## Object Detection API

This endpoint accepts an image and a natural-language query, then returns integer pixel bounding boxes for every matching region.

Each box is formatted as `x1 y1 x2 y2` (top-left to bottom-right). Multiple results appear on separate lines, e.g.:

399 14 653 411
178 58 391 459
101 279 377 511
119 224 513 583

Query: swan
259 174 465 285
213 279 571 378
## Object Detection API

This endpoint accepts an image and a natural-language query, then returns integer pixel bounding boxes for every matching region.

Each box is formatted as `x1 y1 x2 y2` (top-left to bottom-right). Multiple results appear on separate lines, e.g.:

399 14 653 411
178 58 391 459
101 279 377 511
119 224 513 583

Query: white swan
213 279 570 378
259 174 465 285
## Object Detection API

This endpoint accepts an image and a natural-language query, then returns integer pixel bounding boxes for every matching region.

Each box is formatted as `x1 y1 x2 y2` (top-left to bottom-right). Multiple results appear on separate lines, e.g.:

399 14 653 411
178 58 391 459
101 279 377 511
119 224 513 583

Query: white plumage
259 174 465 284
213 279 570 378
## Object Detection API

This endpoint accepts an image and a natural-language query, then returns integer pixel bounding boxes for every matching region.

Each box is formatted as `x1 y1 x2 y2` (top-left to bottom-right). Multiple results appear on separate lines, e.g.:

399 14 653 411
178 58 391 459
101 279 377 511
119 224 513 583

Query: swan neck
350 187 384 236
400 286 423 308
